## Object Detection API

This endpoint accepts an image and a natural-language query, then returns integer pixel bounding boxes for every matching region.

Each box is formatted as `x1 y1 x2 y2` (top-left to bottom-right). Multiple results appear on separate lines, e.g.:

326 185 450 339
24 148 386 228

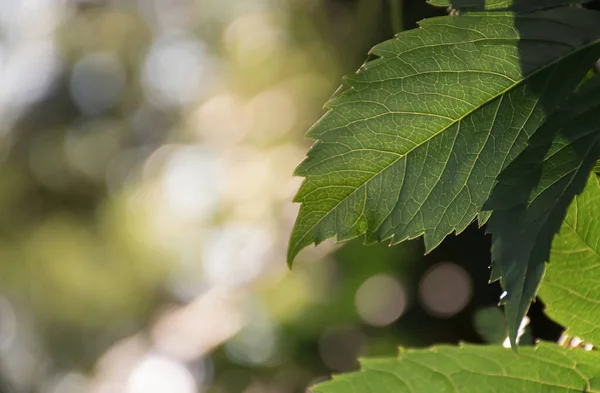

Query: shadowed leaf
485 76 600 348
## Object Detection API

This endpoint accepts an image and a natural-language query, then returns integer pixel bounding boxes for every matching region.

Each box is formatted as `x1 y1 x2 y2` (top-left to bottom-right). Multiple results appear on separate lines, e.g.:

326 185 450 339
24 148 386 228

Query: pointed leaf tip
289 8 600 270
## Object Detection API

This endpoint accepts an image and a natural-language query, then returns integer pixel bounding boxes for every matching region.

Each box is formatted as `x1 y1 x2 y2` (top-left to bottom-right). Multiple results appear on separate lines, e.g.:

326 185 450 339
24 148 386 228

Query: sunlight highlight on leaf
288 8 600 264
313 343 600 393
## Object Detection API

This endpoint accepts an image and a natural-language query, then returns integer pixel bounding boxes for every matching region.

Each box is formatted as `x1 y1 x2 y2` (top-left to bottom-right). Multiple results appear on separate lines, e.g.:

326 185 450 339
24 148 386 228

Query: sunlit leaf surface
313 343 600 393
289 8 600 263
538 173 600 346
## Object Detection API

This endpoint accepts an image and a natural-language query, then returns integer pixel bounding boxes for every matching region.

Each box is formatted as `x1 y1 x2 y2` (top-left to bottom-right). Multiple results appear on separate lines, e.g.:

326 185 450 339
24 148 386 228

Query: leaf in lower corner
429 0 592 12
312 343 600 393
288 8 600 264
537 173 600 346
484 76 600 348
428 0 595 12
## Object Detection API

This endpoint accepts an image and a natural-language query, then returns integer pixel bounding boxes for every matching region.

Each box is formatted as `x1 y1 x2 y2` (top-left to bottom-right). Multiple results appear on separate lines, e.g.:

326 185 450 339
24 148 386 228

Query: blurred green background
0 1 563 392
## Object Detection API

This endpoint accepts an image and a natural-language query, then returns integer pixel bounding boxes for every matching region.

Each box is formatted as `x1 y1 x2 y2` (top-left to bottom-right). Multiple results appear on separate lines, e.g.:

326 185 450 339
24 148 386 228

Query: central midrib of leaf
296 43 594 240
289 9 600 263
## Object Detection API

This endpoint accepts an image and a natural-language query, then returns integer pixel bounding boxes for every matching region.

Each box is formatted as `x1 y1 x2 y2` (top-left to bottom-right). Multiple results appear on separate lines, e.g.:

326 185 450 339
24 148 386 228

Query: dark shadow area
445 0 486 10
480 0 600 341
417 0 600 342
528 298 564 342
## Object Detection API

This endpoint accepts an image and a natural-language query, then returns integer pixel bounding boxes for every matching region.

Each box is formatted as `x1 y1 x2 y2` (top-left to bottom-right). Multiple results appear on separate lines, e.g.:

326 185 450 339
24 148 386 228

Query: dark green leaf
484 76 600 348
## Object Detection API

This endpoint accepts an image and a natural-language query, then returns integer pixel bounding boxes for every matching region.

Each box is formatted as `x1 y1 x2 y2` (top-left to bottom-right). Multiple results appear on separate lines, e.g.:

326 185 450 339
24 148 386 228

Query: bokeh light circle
355 274 406 326
418 262 472 318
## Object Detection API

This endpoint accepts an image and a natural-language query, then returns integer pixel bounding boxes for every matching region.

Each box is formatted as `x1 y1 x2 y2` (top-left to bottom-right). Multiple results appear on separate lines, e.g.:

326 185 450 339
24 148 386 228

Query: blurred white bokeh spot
355 274 407 327
0 40 60 108
70 52 126 114
161 145 223 221
0 303 45 392
194 94 253 146
203 224 273 287
0 0 62 38
152 287 245 361
221 147 271 209
224 12 283 67
142 34 214 107
224 306 278 366
419 262 472 318
127 353 196 393
247 88 297 141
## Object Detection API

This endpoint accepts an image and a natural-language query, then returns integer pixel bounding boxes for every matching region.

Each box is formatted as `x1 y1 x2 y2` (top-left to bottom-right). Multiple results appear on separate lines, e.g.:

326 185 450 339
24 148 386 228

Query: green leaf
312 343 600 393
484 77 600 348
288 8 600 264
428 0 593 12
538 173 600 345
